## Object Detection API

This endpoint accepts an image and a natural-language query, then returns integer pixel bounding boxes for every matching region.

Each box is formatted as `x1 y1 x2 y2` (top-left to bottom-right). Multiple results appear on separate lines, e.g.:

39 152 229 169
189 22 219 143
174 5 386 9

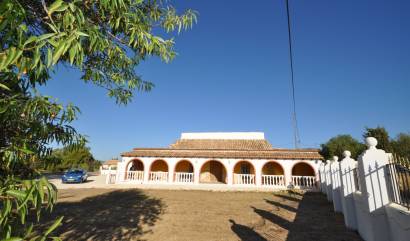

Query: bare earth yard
37 188 362 241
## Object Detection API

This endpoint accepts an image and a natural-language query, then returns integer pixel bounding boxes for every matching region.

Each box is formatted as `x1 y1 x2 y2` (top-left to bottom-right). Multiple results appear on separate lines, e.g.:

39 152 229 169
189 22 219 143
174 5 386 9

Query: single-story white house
100 159 119 175
112 132 323 189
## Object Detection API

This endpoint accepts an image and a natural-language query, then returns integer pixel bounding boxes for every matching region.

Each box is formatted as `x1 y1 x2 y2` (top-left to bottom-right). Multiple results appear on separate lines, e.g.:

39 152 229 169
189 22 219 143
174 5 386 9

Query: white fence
233 174 255 185
174 172 194 183
319 137 410 241
291 176 316 188
261 175 285 186
149 171 168 182
106 173 117 184
125 171 144 182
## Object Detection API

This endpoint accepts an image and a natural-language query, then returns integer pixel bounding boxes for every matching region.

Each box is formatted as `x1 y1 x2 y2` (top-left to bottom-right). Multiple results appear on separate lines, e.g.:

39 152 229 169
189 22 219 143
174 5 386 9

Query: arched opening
292 162 315 176
125 159 144 181
200 160 227 184
149 159 169 182
262 161 284 175
261 161 285 186
174 160 194 183
233 161 256 185
291 162 316 188
127 159 144 171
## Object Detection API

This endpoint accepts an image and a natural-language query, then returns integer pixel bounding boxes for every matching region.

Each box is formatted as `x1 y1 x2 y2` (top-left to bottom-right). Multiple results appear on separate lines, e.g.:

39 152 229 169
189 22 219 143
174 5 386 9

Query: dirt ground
36 188 362 241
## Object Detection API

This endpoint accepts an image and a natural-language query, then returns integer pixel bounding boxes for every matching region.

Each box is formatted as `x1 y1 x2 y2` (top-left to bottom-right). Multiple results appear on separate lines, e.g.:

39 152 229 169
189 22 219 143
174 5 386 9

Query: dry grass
35 188 362 241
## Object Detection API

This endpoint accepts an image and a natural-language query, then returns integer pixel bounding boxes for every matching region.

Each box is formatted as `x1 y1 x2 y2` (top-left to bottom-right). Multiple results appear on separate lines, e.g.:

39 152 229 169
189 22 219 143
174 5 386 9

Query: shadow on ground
35 189 164 241
230 191 362 241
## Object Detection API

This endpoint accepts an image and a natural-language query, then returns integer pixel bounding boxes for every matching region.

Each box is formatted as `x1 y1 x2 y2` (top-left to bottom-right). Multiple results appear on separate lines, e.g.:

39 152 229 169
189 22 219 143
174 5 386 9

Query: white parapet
180 132 265 140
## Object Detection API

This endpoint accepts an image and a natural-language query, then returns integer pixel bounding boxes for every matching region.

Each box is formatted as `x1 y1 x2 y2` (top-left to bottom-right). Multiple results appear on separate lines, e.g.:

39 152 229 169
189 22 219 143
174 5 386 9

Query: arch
174 160 194 173
262 161 284 175
292 162 315 176
150 159 168 172
233 160 255 175
127 159 144 171
199 160 227 184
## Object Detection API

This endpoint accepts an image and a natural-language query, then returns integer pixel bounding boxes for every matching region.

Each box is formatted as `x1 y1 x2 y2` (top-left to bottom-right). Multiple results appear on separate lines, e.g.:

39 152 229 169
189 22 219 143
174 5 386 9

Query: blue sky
40 0 410 161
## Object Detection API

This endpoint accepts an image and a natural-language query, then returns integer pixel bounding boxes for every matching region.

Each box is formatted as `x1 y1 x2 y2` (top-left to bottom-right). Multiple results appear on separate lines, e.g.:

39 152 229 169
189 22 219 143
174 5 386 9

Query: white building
114 132 323 189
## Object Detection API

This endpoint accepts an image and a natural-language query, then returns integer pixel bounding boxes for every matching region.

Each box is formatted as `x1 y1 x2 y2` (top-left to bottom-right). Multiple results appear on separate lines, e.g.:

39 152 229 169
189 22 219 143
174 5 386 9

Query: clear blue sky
40 0 410 161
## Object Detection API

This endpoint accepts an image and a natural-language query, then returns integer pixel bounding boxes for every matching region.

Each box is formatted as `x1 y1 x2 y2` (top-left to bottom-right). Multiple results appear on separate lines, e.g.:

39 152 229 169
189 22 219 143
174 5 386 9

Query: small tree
320 135 366 160
363 126 391 151
0 0 197 239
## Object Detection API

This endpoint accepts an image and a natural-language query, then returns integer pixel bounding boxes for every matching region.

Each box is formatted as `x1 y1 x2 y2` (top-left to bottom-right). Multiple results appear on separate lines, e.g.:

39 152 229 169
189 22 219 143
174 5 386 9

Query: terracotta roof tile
103 159 119 165
168 139 273 150
121 148 323 160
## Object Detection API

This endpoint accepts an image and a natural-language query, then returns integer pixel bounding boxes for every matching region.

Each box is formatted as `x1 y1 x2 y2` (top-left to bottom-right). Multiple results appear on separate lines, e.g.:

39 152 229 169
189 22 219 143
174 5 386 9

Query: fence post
339 150 358 230
325 160 333 201
319 162 327 194
356 137 391 241
331 156 343 212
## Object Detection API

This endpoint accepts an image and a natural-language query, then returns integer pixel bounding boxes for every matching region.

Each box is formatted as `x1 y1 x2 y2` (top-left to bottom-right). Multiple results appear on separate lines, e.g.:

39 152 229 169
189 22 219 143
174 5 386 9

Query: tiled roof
169 139 273 150
103 159 119 165
121 148 323 160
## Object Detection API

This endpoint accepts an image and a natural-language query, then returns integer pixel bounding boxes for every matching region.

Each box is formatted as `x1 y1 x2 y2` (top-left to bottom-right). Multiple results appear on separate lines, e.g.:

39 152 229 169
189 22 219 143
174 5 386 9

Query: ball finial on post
333 156 339 162
365 137 378 150
343 150 351 158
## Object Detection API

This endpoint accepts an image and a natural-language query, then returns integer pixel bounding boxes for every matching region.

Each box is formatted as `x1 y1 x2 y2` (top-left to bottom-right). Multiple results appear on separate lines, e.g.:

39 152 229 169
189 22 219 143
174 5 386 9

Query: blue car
62 169 88 183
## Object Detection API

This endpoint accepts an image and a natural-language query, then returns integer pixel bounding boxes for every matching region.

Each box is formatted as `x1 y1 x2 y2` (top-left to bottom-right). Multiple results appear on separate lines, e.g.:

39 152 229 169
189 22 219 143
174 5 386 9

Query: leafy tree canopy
391 133 410 159
43 145 101 172
0 0 197 239
320 134 366 160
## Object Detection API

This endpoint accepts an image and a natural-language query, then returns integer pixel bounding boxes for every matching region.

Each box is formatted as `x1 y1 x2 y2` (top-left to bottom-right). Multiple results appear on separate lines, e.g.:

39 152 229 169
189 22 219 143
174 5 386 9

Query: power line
285 0 301 149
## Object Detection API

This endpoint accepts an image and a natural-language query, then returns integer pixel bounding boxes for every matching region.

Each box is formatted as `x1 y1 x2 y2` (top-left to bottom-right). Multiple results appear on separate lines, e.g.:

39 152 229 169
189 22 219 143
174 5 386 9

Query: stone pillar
283 161 293 187
356 137 391 241
325 160 333 201
331 156 343 212
339 150 358 230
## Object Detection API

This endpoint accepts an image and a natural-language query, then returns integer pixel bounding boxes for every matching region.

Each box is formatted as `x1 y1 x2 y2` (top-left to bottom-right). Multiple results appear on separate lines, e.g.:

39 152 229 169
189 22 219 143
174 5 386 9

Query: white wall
116 156 320 187
320 137 410 241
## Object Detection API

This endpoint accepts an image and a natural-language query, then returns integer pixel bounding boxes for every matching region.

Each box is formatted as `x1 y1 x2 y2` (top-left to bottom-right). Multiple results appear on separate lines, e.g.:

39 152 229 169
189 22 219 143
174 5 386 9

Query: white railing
125 171 144 182
149 171 168 183
261 175 285 186
292 176 316 188
174 172 194 183
233 174 255 185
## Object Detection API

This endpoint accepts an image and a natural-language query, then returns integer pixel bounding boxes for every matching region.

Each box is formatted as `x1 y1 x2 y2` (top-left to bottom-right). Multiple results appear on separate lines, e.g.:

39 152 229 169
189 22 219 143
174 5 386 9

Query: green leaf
6 190 26 200
52 41 66 65
44 216 64 237
0 83 10 91
24 36 37 46
47 48 53 67
48 0 64 14
37 33 56 42
4 237 23 241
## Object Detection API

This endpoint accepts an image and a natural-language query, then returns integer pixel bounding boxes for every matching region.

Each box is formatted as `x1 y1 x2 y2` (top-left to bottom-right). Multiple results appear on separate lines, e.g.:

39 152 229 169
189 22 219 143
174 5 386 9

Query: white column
319 162 327 194
356 137 391 241
254 160 263 186
168 159 175 183
331 156 343 212
193 159 201 184
339 150 358 230
283 161 293 187
226 159 234 185
143 158 151 183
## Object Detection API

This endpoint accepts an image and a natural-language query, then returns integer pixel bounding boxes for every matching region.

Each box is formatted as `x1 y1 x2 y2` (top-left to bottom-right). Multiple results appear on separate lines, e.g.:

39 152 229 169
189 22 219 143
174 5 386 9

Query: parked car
61 169 88 183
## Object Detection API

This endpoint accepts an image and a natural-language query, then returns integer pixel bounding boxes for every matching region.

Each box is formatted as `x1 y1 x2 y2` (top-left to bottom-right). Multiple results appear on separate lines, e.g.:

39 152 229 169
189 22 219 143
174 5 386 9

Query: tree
320 135 366 160
391 133 410 159
45 145 101 171
0 0 197 239
363 126 391 151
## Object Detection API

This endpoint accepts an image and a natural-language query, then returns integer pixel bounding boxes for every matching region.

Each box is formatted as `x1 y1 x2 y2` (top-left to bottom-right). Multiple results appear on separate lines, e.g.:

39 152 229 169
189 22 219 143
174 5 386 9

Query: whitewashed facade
110 132 323 190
